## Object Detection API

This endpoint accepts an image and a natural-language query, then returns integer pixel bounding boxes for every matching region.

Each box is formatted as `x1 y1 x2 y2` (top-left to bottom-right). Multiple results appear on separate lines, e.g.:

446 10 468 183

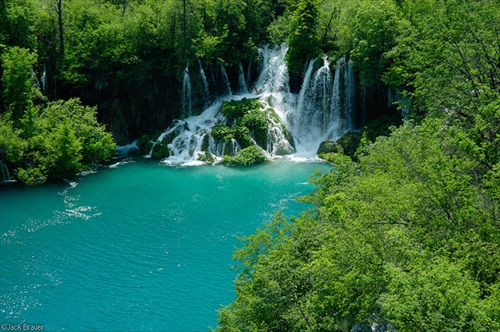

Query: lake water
0 159 329 331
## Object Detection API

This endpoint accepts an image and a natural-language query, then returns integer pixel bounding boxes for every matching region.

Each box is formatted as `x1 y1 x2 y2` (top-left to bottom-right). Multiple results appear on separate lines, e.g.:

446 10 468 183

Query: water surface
0 159 328 331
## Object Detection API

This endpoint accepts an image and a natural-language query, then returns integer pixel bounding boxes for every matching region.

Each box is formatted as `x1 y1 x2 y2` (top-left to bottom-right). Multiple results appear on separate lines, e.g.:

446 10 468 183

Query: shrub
151 142 170 159
222 145 267 165
136 134 153 155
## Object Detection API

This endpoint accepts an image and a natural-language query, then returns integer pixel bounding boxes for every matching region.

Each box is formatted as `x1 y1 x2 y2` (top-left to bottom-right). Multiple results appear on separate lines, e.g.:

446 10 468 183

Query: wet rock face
96 74 182 145
317 141 344 155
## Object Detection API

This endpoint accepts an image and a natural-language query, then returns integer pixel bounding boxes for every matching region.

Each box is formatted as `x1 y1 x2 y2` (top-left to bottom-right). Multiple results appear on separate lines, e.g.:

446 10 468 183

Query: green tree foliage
218 117 500 330
286 0 320 75
214 0 500 323
1 46 37 121
1 98 115 184
343 0 401 86
1 0 37 49
222 145 267 165
385 0 500 116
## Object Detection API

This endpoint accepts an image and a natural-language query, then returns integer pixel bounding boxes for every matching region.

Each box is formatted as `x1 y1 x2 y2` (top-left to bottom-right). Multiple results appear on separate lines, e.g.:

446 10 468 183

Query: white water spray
153 44 357 165
198 59 210 107
182 66 192 117
220 65 232 96
238 62 248 94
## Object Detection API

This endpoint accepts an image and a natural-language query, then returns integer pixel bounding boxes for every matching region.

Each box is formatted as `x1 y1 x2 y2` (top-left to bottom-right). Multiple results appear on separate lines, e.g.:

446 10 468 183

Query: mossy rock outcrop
216 98 294 155
197 151 216 163
335 132 363 158
222 145 268 165
221 99 264 124
137 134 154 155
317 141 344 155
151 142 170 159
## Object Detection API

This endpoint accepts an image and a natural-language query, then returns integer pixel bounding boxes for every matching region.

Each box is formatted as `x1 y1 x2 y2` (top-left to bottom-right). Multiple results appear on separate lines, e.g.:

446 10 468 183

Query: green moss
212 125 234 141
334 132 362 158
201 134 210 151
241 109 268 148
317 141 344 156
137 134 153 155
233 126 252 148
221 98 264 123
198 150 216 163
215 99 295 154
222 145 268 165
151 142 170 159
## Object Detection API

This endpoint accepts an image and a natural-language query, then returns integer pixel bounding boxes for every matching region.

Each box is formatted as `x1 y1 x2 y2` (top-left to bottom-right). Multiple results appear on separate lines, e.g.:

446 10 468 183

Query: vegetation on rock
222 145 267 166
211 98 292 163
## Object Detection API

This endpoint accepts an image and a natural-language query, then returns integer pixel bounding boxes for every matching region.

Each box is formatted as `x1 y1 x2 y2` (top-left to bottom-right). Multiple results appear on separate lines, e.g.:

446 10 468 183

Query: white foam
116 140 139 157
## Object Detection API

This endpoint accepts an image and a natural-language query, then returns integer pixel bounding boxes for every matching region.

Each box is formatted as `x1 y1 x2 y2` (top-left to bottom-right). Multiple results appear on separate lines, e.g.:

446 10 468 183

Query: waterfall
330 58 342 137
246 61 252 90
220 65 232 95
256 44 290 95
344 59 356 133
238 62 248 94
151 44 358 165
296 58 317 119
290 57 335 156
253 44 294 133
313 56 334 131
182 65 192 117
329 57 357 140
41 64 47 96
30 68 41 91
198 59 210 107
0 158 13 182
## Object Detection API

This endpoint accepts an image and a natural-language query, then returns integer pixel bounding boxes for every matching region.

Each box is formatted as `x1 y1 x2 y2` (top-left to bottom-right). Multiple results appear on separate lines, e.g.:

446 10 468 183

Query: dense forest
1 0 500 329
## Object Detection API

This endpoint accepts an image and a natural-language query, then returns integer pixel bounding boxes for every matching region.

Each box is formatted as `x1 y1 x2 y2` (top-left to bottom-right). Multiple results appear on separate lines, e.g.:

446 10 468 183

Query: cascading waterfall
182 65 192 117
151 44 357 165
199 59 210 107
256 44 290 95
220 65 232 96
238 62 249 94
41 64 47 96
1 158 12 182
344 58 356 133
330 58 342 135
30 68 41 92
330 57 356 138
246 61 252 90
290 57 336 155
296 58 317 118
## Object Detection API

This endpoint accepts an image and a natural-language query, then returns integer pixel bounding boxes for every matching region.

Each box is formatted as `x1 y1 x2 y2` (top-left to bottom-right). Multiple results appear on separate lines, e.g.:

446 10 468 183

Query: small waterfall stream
220 65 232 96
199 59 210 107
151 44 358 165
182 66 192 117
238 62 249 94
41 64 47 96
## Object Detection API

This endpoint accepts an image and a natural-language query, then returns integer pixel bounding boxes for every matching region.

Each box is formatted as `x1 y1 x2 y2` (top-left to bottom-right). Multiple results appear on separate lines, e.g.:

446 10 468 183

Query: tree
1 46 37 122
2 0 37 49
217 117 500 330
3 98 115 184
286 0 320 75
49 122 82 178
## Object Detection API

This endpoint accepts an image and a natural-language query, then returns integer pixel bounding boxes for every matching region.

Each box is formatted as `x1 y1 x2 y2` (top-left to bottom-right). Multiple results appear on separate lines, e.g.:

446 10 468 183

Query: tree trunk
56 0 64 60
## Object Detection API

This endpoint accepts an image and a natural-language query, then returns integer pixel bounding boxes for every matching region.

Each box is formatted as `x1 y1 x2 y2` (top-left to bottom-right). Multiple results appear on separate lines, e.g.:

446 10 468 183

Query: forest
1 0 499 329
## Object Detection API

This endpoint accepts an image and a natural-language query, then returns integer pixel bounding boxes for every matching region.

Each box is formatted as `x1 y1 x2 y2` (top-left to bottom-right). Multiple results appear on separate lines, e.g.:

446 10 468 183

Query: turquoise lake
0 159 329 331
